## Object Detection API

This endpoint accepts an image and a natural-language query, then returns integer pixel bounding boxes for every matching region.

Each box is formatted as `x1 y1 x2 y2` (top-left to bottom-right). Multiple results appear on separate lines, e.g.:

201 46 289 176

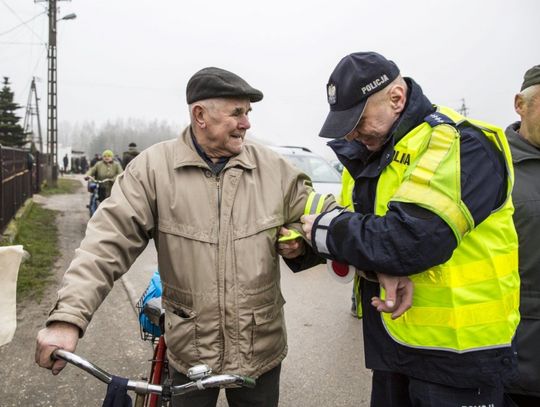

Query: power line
0 11 46 37
0 41 46 45
0 0 44 41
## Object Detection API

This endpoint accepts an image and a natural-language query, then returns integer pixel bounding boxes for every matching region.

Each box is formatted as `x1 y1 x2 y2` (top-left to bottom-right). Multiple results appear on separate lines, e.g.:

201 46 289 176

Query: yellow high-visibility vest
341 106 520 352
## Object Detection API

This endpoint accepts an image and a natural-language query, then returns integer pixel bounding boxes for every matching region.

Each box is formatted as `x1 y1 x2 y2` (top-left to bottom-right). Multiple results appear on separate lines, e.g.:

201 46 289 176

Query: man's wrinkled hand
300 214 317 242
371 273 414 319
277 227 305 259
35 321 80 375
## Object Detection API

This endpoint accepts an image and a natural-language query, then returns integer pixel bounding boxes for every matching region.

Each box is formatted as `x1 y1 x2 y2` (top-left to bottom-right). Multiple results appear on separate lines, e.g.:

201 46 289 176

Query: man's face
201 98 252 158
344 93 399 152
518 87 540 148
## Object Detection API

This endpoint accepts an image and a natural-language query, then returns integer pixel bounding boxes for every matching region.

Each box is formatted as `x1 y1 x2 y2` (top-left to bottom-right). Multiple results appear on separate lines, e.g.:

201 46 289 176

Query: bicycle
85 176 114 216
52 349 255 407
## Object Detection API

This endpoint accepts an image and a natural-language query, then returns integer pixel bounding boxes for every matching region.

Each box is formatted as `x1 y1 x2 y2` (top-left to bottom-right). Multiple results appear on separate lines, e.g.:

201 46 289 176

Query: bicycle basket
136 270 163 341
87 181 97 193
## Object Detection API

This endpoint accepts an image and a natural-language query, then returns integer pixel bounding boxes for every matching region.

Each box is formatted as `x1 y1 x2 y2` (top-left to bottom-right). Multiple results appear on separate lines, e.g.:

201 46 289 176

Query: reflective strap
304 192 326 215
392 124 474 241
278 192 327 242
314 208 342 254
278 229 302 242
315 229 330 254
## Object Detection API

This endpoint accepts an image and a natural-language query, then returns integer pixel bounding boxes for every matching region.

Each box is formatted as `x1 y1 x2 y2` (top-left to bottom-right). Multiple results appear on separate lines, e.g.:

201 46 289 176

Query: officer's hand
277 227 305 259
35 321 80 375
371 273 413 319
300 214 318 242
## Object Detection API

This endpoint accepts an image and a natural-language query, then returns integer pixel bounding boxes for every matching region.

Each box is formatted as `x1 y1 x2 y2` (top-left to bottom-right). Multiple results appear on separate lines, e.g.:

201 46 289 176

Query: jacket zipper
215 174 225 370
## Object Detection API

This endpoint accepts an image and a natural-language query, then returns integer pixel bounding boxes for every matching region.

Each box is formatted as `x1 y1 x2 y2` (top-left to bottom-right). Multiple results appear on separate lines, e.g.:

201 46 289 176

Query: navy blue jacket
311 78 517 388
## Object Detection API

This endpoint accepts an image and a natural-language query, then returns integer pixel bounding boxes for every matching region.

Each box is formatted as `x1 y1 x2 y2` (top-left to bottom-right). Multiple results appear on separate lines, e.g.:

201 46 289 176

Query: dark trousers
371 370 512 407
506 393 540 407
170 364 281 407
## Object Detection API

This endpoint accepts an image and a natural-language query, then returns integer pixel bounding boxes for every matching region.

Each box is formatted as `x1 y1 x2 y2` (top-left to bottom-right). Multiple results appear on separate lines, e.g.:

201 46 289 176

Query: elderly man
302 52 520 406
35 67 341 407
505 65 540 407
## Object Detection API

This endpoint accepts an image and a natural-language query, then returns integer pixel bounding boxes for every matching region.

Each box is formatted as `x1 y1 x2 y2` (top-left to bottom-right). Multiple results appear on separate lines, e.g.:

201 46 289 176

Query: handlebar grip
242 376 257 388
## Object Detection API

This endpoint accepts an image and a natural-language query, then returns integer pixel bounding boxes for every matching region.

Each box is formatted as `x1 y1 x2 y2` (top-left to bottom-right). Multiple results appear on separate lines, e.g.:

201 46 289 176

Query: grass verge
1 202 59 301
40 178 82 196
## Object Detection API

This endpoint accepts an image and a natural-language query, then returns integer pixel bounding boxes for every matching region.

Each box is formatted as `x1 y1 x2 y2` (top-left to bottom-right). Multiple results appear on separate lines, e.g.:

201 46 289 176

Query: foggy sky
2 0 539 158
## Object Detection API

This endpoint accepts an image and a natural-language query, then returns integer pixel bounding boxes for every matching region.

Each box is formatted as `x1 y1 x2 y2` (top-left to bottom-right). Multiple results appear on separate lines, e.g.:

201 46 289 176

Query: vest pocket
251 296 286 363
164 306 199 362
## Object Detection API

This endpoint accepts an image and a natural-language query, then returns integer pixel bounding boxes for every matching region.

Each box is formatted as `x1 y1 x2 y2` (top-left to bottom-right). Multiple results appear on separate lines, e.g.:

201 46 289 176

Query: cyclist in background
85 149 123 202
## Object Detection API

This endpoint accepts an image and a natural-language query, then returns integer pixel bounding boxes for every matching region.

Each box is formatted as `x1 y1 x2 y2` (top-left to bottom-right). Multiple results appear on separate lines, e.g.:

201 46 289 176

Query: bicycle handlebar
86 176 115 184
52 349 256 396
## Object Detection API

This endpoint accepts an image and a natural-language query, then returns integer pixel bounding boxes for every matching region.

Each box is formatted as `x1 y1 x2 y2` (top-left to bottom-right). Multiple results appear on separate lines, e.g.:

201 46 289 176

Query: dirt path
0 175 152 406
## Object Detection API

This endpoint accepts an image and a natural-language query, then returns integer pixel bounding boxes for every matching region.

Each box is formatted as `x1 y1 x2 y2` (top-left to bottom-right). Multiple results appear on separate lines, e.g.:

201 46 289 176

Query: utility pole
47 0 58 186
23 77 44 152
458 98 469 117
35 0 74 186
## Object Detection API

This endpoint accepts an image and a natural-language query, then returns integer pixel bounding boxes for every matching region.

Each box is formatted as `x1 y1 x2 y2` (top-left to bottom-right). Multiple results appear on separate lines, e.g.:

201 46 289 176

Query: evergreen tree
0 77 27 147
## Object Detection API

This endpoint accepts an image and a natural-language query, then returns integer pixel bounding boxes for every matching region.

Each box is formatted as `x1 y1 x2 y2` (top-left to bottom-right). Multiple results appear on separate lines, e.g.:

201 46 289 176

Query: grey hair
518 84 540 104
370 75 407 103
189 99 217 122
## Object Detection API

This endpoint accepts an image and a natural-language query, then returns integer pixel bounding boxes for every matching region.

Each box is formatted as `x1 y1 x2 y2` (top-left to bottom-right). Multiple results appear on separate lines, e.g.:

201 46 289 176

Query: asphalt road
0 175 371 406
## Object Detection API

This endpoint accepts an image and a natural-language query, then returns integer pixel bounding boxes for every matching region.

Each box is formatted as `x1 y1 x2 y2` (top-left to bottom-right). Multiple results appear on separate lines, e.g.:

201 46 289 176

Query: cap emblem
327 83 337 105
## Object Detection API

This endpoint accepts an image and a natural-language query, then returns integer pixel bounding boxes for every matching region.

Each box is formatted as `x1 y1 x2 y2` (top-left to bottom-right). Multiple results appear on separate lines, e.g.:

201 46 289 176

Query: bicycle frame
86 177 114 217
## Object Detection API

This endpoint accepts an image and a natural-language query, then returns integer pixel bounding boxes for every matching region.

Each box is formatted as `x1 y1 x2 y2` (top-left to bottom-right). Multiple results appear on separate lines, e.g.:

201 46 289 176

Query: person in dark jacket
122 142 139 168
301 52 520 406
505 65 540 407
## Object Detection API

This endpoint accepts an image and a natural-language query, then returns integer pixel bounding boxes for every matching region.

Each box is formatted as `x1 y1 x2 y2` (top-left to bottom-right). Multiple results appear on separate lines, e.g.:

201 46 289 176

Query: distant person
62 154 69 174
80 155 89 173
90 153 100 167
74 157 81 174
85 149 123 202
505 65 540 407
122 142 140 168
114 154 123 169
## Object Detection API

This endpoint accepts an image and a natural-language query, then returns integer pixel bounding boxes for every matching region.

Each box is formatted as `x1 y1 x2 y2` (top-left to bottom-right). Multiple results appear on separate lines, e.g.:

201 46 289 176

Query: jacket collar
173 126 257 171
506 121 540 163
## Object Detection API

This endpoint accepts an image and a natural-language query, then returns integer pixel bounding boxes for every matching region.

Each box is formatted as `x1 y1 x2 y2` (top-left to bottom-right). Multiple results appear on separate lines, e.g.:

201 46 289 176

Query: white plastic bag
0 245 24 347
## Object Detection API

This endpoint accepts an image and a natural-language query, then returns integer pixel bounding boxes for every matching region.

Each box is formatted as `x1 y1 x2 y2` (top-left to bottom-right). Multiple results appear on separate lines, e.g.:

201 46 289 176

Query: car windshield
285 155 341 183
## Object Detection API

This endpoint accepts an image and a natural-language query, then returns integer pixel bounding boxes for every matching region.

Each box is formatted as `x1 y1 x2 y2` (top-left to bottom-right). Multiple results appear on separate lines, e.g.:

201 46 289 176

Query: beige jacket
48 127 334 377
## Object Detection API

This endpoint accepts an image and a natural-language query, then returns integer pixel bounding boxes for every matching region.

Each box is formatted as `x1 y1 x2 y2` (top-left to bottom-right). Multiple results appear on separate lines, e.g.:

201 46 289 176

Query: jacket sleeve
47 159 157 335
86 165 97 178
310 126 507 276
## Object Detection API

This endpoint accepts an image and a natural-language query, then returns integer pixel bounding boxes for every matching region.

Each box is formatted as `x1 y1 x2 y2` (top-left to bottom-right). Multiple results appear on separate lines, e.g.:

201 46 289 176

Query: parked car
330 160 344 174
268 146 342 198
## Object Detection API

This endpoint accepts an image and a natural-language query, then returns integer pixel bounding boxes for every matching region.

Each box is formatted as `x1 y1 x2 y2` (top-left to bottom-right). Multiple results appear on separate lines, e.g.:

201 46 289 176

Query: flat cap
186 67 263 104
521 65 540 91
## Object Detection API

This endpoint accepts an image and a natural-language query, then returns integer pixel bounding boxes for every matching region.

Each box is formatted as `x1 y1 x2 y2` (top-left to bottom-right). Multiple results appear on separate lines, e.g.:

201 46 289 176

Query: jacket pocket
164 306 200 363
251 295 286 363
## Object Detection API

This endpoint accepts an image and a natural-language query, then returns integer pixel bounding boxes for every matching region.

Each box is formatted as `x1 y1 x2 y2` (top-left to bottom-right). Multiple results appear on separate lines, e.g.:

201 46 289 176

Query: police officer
301 52 520 406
